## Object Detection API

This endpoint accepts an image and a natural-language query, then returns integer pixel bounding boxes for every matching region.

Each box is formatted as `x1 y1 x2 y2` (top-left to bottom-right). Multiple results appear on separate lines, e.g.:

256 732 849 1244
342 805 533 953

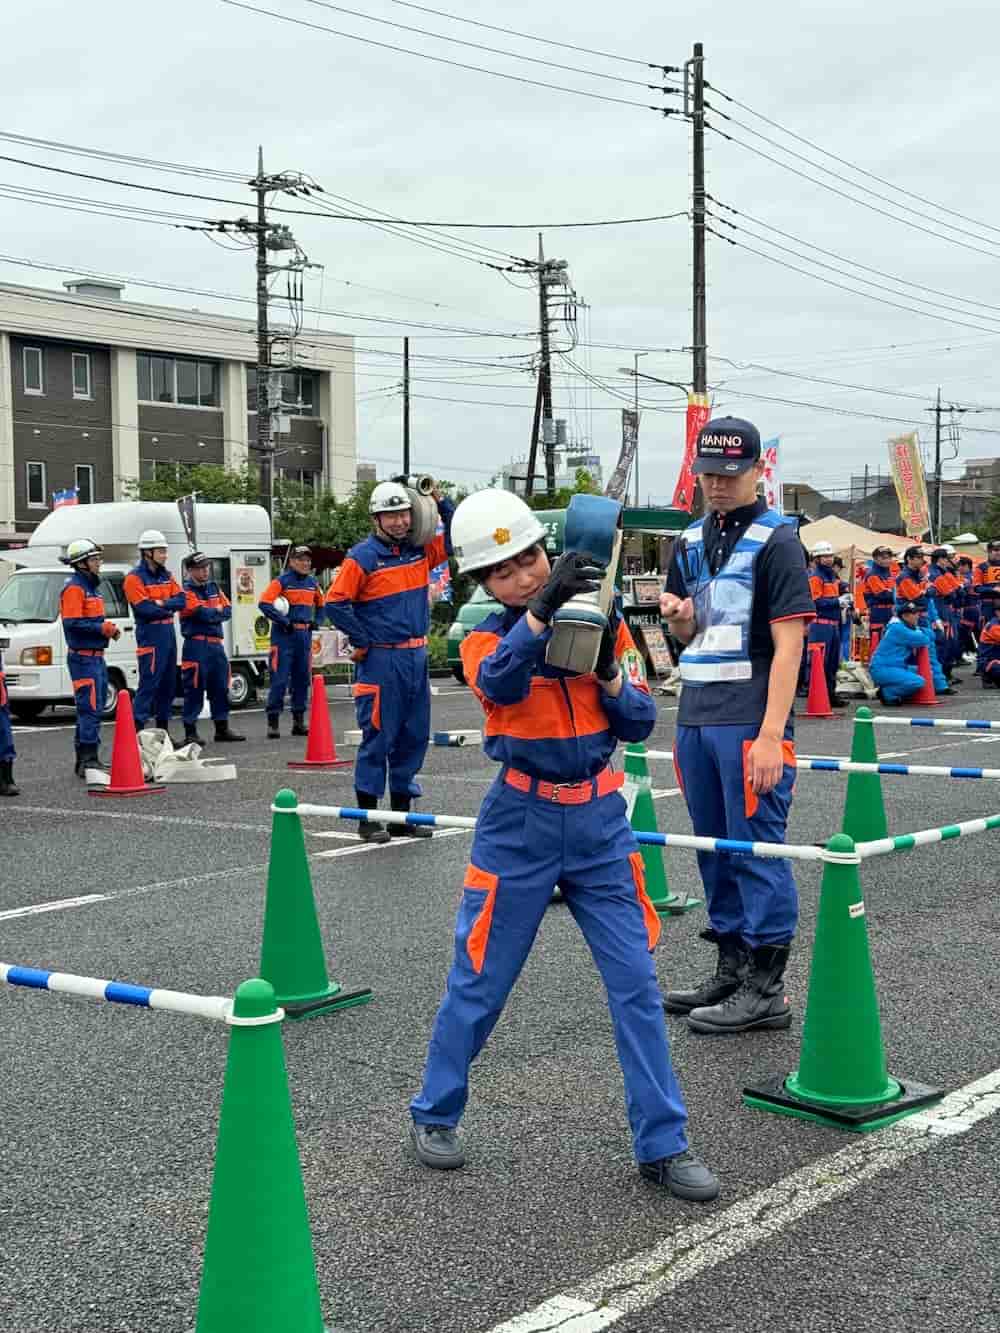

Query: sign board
229 551 272 657
313 628 354 665
628 621 674 678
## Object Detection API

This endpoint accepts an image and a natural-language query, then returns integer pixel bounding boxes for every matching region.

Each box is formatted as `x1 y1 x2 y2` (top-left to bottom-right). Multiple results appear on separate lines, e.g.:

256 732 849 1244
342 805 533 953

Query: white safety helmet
451 489 547 576
62 537 103 566
272 595 290 617
811 540 834 558
942 543 956 556
369 481 412 516
137 528 168 551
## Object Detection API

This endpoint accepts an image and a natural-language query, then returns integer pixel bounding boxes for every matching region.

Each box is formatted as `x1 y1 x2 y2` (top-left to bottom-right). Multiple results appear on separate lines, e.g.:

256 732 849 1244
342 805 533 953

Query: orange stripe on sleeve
459 629 502 706
358 559 429 602
325 557 367 604
123 573 150 606
261 578 283 604
60 584 86 618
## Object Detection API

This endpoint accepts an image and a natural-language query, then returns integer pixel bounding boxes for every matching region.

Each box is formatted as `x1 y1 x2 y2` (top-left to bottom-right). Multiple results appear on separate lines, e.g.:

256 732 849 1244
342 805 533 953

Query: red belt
814 618 840 626
504 766 624 805
70 648 104 657
371 637 428 650
191 635 224 644
292 623 314 630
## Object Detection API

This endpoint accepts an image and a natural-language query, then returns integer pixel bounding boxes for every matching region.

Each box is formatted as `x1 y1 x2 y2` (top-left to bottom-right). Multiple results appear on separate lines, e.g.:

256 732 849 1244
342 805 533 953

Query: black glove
527 551 604 625
594 621 620 682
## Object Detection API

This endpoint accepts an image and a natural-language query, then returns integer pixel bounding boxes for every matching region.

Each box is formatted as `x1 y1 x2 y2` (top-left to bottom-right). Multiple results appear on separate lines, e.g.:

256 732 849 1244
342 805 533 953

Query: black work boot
214 719 245 743
267 713 281 739
0 760 19 797
664 930 747 1015
184 722 205 746
410 1122 465 1170
389 790 432 839
356 790 390 845
74 746 102 780
638 1149 720 1202
687 943 793 1035
291 711 309 737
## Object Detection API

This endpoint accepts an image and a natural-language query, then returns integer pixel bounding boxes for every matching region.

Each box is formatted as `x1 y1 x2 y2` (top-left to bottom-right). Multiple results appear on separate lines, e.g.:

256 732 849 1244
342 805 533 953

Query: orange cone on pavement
804 642 833 719
909 644 941 707
89 689 165 798
288 674 351 770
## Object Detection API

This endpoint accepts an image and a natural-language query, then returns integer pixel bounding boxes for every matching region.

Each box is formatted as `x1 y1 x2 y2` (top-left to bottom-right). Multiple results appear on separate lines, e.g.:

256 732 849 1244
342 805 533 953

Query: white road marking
0 894 109 921
651 788 681 799
313 826 470 858
484 1066 1000 1332
7 806 277 834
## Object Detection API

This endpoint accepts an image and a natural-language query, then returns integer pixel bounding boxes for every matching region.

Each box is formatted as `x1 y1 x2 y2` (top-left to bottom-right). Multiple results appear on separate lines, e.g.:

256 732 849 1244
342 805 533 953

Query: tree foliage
980 496 1000 542
523 468 600 511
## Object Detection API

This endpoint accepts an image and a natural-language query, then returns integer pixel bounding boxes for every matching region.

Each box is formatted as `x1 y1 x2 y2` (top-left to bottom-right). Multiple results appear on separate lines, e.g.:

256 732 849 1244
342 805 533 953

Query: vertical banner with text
887 432 930 538
761 437 783 513
672 393 711 511
604 408 640 502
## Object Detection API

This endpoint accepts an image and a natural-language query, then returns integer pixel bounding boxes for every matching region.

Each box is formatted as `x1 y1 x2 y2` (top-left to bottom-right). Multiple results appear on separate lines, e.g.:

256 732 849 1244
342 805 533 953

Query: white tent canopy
799 515 910 560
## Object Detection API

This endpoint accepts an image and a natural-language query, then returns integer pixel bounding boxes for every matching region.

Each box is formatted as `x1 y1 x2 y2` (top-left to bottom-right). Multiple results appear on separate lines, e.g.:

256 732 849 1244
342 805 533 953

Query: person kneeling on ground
977 588 1000 689
409 489 719 1203
869 602 934 706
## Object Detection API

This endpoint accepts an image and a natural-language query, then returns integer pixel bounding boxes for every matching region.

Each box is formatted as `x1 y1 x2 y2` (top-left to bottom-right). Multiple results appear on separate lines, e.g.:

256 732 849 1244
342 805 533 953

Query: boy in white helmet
60 538 121 776
325 480 454 842
409 489 719 1202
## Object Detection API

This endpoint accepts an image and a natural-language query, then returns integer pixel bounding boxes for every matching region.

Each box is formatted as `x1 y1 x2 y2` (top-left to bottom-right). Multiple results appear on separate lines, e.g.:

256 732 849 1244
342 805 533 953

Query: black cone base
743 1073 943 1131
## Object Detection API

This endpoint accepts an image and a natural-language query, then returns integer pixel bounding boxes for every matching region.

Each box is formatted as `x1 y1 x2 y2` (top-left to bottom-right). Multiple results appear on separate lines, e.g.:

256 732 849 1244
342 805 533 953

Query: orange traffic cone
288 674 352 770
89 689 165 798
909 644 941 707
804 642 833 718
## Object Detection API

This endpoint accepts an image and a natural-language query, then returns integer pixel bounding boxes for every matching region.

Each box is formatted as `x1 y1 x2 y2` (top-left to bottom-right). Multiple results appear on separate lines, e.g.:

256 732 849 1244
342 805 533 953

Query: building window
23 346 44 395
26 461 47 508
72 352 92 399
137 353 219 407
75 464 94 504
280 467 320 494
281 371 316 414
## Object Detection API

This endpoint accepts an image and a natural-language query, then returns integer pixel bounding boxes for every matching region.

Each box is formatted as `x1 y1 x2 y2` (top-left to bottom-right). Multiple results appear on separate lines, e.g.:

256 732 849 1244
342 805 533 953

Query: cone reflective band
546 494 623 675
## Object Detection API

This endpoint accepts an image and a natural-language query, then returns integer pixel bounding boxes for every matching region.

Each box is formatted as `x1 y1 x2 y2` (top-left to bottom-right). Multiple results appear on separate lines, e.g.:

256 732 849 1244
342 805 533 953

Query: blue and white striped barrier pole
642 749 1000 781
283 802 828 863
0 964 240 1022
860 715 1000 731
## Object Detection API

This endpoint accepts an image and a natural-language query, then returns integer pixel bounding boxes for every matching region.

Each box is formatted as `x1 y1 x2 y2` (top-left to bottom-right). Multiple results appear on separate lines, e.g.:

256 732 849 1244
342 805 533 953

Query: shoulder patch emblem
493 527 511 545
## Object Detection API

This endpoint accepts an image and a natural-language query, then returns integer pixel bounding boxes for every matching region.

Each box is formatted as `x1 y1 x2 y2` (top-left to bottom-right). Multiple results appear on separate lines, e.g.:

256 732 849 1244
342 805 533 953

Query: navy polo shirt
665 498 814 726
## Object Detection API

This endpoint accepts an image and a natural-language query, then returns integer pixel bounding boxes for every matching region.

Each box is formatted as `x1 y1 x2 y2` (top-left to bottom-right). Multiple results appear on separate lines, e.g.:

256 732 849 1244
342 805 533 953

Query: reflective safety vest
676 508 787 689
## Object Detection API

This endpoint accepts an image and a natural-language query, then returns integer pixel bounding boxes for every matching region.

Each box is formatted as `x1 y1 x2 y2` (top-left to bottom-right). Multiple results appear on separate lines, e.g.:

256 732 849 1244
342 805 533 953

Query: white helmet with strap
369 482 412 515
137 528 168 551
451 489 547 576
62 537 103 566
811 539 834 558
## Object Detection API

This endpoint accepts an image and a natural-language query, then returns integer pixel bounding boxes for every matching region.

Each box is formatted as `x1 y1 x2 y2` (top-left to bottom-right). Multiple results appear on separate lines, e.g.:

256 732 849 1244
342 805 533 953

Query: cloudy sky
3 0 1000 503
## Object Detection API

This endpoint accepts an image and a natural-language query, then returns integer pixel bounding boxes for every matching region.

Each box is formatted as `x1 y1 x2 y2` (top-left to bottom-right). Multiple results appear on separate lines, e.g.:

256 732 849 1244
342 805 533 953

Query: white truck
0 502 274 722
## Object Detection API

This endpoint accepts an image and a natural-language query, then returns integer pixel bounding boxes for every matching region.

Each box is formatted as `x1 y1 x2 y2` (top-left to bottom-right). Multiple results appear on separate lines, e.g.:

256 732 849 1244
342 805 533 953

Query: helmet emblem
493 527 511 545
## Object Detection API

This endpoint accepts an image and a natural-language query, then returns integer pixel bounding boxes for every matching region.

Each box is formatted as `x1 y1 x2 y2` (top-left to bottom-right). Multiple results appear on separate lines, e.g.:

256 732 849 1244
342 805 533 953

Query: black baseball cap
289 545 312 560
184 550 211 569
691 416 762 475
872 545 894 558
897 601 921 615
903 546 926 561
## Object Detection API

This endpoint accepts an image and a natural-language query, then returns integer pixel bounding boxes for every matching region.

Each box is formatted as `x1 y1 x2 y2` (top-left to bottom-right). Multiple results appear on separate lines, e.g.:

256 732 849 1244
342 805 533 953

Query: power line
703 383 1000 435
710 198 1000 317
706 123 1000 264
706 83 1000 242
297 0 673 91
378 0 673 71
220 0 670 112
0 129 246 182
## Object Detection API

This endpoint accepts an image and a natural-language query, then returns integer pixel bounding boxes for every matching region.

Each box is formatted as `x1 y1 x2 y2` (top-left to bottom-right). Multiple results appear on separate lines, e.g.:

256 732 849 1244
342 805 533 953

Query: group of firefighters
3 419 1000 1210
800 535 1000 709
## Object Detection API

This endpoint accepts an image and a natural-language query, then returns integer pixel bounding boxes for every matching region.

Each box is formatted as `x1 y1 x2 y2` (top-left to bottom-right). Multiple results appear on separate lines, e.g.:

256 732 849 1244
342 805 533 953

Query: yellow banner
887 432 930 538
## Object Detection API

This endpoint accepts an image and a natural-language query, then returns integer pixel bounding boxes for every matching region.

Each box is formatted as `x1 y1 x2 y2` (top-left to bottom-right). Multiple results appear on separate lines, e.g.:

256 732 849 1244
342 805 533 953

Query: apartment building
0 278 357 544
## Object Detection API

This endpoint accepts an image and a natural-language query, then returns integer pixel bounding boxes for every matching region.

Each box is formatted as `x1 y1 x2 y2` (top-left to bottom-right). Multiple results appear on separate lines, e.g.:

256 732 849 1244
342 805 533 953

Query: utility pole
402 336 410 476
690 41 707 396
254 147 274 522
537 234 556 498
633 350 647 507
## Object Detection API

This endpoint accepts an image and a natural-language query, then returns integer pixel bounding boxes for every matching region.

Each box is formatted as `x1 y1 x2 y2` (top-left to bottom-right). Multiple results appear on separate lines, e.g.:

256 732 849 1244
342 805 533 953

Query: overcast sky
2 0 1000 503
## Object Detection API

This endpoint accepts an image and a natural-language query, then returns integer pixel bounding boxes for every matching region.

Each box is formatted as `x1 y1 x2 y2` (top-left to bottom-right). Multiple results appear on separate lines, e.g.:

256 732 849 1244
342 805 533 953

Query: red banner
672 394 711 511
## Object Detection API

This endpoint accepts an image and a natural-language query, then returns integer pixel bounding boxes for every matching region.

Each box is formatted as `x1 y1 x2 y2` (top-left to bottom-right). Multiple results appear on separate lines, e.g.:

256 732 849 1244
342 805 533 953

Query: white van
0 502 273 722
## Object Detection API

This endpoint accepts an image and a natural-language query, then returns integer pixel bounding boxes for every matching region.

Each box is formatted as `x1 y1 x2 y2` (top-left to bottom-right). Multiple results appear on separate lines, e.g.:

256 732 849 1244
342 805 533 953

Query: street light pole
633 351 647 507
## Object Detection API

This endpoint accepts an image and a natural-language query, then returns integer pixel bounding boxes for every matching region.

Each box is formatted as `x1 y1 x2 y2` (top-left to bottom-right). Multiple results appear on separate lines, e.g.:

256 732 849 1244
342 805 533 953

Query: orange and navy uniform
61 567 117 749
124 562 186 728
325 499 455 798
808 566 844 624
259 570 324 717
894 570 939 620
861 560 896 629
0 644 14 762
180 578 233 724
323 502 454 649
461 608 655 784
979 613 1000 682
973 559 1000 605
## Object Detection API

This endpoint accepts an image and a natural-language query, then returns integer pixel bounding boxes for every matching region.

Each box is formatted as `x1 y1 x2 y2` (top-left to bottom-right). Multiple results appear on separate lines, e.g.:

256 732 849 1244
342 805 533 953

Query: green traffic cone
195 978 325 1333
260 789 373 1020
841 706 888 844
623 744 700 916
743 834 941 1131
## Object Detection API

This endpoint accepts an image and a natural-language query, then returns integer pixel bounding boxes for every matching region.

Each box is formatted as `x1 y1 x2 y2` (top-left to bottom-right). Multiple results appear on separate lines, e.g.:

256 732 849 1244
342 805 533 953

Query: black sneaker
267 714 280 739
639 1150 720 1202
410 1122 465 1170
389 822 433 839
359 820 391 845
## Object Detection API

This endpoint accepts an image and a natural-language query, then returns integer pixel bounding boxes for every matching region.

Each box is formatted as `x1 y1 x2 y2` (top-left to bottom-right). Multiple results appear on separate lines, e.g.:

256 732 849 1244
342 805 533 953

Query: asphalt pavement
1 677 998 1333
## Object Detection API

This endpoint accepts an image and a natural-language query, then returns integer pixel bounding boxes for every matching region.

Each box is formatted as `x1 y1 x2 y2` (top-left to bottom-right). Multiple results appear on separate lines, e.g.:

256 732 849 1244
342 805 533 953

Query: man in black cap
659 416 814 1035
179 552 245 745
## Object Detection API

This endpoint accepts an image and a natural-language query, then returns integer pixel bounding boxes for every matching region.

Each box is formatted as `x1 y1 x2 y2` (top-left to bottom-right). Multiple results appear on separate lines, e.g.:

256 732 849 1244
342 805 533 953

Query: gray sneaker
410 1121 465 1170
638 1149 720 1202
